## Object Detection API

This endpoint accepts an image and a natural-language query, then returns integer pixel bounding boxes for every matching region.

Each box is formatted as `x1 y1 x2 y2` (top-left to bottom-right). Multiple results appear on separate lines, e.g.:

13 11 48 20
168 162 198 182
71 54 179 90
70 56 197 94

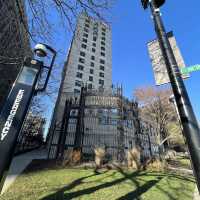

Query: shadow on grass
39 168 195 200
23 159 63 174
40 169 162 200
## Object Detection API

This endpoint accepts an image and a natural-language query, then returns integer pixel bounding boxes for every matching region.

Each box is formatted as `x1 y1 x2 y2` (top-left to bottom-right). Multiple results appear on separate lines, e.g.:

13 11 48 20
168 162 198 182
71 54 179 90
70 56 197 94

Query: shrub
143 157 166 172
127 147 141 170
94 147 106 169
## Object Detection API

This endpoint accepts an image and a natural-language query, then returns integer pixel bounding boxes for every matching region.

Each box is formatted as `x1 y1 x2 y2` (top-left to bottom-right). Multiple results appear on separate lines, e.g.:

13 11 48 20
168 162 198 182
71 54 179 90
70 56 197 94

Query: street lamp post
0 43 56 193
141 0 200 192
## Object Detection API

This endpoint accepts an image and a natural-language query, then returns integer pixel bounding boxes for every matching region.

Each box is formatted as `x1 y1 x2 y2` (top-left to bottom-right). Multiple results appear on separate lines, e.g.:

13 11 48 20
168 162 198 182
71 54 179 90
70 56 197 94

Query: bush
127 147 141 170
62 149 82 166
143 157 166 172
94 147 106 169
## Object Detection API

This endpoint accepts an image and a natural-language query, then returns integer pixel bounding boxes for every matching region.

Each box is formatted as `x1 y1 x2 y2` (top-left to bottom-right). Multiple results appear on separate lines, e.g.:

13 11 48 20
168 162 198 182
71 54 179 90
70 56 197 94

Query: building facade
64 12 112 94
48 87 160 160
47 13 160 162
0 0 31 110
49 12 113 135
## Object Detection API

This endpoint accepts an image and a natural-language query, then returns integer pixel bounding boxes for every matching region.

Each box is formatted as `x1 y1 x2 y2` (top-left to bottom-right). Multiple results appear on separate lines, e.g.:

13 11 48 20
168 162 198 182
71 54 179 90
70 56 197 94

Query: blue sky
33 0 200 134
112 0 200 120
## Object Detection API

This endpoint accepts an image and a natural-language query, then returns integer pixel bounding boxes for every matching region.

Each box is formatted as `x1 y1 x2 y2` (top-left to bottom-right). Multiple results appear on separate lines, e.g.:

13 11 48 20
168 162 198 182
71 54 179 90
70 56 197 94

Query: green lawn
0 167 195 200
176 155 192 169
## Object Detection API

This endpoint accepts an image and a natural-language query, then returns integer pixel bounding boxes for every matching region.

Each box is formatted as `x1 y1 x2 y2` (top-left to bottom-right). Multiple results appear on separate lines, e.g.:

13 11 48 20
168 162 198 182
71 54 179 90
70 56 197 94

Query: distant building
0 0 31 110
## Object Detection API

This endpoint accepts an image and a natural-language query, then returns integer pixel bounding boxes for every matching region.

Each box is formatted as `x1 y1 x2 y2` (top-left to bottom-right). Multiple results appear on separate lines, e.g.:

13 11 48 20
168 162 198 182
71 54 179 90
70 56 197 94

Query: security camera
34 43 47 57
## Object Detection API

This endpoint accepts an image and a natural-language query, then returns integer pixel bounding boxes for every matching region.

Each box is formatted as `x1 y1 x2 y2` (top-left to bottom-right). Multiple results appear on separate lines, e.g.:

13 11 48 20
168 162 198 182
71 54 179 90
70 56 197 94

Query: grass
167 154 192 170
0 167 195 200
176 155 191 169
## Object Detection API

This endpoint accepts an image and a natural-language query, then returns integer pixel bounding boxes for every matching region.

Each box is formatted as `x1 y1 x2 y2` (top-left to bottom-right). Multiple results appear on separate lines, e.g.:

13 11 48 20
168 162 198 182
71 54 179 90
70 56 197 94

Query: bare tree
21 0 114 42
134 86 183 148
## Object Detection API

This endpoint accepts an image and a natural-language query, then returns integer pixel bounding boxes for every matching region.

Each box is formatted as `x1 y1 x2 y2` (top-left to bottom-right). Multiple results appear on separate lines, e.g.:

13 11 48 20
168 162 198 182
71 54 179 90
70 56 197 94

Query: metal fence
47 87 160 161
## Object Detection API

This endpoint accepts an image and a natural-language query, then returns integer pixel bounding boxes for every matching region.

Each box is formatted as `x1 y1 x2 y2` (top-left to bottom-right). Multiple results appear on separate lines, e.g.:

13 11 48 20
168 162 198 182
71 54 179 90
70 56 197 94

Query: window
101 37 106 41
85 23 90 28
88 83 93 89
78 65 84 71
76 72 83 78
100 65 104 71
83 33 88 38
84 27 89 33
75 80 82 87
90 69 94 74
81 44 87 49
92 43 96 47
94 22 98 28
101 41 105 46
93 36 97 41
85 18 90 23
74 89 80 93
79 58 85 63
80 51 85 57
102 27 106 32
82 38 87 43
100 59 105 64
91 55 95 61
90 62 94 67
101 52 105 57
101 46 105 51
92 48 96 53
93 30 98 36
99 72 104 77
102 32 106 36
89 76 93 81
99 79 104 85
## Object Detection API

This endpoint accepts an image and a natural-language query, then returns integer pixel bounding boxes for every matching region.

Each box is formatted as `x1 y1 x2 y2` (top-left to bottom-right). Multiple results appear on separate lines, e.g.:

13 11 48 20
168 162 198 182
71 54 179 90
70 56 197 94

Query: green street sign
181 64 200 74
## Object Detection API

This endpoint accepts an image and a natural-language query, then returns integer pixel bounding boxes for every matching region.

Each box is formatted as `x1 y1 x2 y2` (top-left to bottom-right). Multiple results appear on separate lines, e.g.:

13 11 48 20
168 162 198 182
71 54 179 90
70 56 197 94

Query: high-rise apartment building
63 12 112 94
50 12 112 126
47 13 113 155
47 13 162 160
0 0 31 110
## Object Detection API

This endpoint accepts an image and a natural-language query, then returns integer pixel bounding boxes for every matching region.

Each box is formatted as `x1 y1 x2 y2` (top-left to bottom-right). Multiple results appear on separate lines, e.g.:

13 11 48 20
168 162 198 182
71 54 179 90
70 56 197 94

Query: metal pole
149 0 200 192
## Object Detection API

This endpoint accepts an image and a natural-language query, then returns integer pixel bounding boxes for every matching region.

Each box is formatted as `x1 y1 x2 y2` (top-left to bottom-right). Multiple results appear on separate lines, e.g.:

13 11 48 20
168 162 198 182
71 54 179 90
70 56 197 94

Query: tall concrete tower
51 12 112 126
64 12 112 94
47 13 113 156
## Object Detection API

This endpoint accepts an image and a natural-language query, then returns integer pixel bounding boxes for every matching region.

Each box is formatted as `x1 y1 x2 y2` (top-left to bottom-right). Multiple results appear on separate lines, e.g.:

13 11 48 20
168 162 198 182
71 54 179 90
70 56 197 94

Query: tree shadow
114 167 163 200
116 178 162 200
40 168 195 200
40 170 141 200
40 169 113 200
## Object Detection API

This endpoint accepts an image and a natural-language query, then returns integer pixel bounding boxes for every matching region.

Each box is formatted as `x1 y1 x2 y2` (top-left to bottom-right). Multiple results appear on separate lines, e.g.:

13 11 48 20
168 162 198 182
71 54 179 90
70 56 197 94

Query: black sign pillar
0 58 43 192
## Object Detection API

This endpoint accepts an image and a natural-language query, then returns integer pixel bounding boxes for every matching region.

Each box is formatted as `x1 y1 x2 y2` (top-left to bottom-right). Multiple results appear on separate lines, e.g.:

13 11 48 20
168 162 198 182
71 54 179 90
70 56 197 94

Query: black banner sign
0 61 41 191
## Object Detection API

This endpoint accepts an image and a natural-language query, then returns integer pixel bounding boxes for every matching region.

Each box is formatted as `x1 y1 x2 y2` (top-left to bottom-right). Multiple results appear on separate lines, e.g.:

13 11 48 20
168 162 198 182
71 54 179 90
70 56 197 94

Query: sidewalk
194 186 200 200
1 148 47 194
168 166 199 200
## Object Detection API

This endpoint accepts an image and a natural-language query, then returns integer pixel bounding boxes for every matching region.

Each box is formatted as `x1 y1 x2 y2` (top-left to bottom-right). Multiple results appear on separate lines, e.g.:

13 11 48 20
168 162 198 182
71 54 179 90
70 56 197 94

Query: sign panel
181 64 200 74
0 61 41 192
147 31 189 85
